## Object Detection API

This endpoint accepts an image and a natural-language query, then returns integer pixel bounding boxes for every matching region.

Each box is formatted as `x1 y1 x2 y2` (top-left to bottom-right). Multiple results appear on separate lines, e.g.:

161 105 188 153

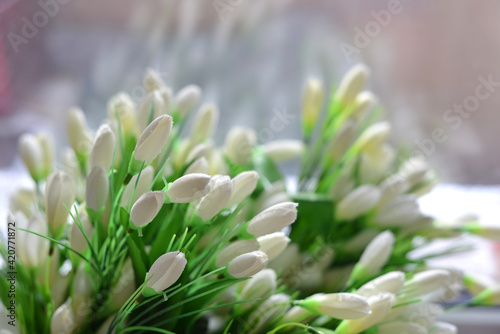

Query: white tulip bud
186 142 211 164
85 165 109 212
336 185 381 221
351 91 376 121
108 258 136 311
378 176 410 208
69 211 94 254
184 157 210 175
196 175 233 221
257 232 290 260
357 271 406 297
238 269 277 311
337 292 394 334
18 134 44 181
108 92 137 134
144 251 187 296
377 321 427 334
247 202 298 238
51 300 75 334
160 87 173 115
344 229 379 253
297 293 370 320
15 212 49 268
399 156 428 187
375 195 421 227
130 191 165 228
225 171 259 208
335 64 370 107
359 144 395 184
45 170 76 236
262 140 304 163
166 173 211 203
191 103 219 143
134 115 173 165
327 119 357 162
356 121 391 154
351 231 395 281
120 166 155 208
175 84 201 117
9 187 37 218
432 322 457 334
143 68 165 92
207 148 228 175
247 293 291 333
224 126 257 166
138 90 165 131
216 240 260 267
37 131 54 177
72 264 94 326
403 270 450 296
67 107 93 158
302 78 324 137
227 250 268 278
89 124 116 171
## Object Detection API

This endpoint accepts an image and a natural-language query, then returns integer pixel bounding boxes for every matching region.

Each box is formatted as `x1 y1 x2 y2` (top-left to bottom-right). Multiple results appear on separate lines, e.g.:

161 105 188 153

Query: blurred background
1 0 500 331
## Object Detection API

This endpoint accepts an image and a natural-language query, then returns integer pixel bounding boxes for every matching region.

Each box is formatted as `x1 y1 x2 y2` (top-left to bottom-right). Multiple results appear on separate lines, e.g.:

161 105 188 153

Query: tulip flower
302 78 324 138
160 87 172 115
69 210 94 254
403 270 450 296
18 133 44 182
238 268 277 311
191 103 219 143
334 64 370 107
196 175 233 221
247 293 291 333
355 121 391 154
107 92 137 134
144 251 187 297
432 322 458 334
377 176 410 208
375 195 422 227
184 157 210 175
138 90 165 131
257 232 290 260
9 187 37 218
130 191 165 229
174 84 201 118
120 166 155 208
246 202 298 238
296 293 370 320
351 91 376 121
336 292 395 334
67 107 93 159
225 171 259 208
45 170 76 237
15 212 49 269
227 250 268 278
51 300 75 334
224 126 257 166
134 114 173 166
262 140 304 163
356 271 406 297
399 156 428 187
349 231 395 283
89 124 116 171
37 131 55 178
143 68 165 92
335 185 381 221
216 239 260 268
327 119 357 163
85 165 109 213
165 173 211 203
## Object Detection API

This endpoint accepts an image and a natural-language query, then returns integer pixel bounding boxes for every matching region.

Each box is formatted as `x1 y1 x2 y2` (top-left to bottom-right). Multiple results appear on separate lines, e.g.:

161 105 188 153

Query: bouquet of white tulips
2 66 499 334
